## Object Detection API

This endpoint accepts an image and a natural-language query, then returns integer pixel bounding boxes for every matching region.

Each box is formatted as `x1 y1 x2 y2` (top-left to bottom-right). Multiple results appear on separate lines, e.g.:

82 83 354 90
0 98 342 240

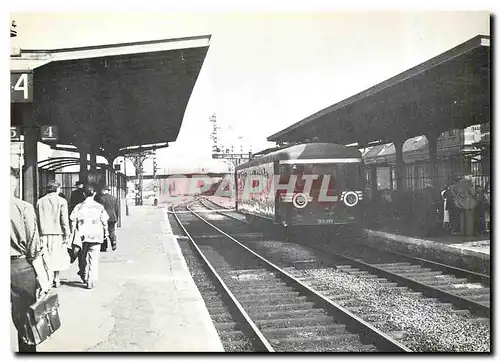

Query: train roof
236 143 362 170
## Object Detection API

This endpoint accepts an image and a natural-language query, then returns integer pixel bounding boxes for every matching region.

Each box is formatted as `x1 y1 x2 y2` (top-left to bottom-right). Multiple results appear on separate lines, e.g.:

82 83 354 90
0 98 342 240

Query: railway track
200 197 490 319
172 201 411 352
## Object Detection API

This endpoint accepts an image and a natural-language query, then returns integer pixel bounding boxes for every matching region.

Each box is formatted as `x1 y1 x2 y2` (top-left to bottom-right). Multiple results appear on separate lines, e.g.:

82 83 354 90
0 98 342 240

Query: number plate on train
318 219 334 224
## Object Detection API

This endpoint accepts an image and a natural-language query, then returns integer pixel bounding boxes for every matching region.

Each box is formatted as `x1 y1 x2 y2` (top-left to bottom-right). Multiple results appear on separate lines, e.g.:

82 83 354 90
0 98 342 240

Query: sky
9 11 490 173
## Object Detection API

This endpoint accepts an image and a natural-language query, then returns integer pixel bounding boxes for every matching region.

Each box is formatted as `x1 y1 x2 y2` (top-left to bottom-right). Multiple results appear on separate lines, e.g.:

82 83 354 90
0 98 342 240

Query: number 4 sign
40 125 58 142
11 72 33 103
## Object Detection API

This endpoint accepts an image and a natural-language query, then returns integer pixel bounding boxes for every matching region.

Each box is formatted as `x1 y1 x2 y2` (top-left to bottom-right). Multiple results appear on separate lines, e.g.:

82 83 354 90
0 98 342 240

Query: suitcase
23 291 61 345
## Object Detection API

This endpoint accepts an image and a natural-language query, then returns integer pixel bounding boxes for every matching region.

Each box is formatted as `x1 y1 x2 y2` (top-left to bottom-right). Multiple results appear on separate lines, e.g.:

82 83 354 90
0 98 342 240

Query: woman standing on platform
36 180 71 287
70 185 109 289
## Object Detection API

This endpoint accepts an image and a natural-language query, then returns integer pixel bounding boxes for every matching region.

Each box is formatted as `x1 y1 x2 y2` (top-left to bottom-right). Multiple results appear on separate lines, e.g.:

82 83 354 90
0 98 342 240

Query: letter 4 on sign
11 72 34 103
40 126 58 142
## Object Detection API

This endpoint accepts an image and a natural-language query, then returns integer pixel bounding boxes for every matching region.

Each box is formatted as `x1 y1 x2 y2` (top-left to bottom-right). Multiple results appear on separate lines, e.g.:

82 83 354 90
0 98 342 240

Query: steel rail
200 197 490 319
296 242 491 319
378 248 490 286
187 201 411 352
171 204 275 352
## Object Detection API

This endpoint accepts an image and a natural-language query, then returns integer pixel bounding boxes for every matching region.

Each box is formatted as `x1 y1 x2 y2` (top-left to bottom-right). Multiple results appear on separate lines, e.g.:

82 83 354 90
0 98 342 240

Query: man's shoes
53 280 61 288
86 282 95 289
112 243 117 251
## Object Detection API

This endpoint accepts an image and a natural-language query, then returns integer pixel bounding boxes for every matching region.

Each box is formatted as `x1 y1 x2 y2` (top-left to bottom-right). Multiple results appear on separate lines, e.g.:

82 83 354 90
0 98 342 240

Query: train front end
277 159 364 227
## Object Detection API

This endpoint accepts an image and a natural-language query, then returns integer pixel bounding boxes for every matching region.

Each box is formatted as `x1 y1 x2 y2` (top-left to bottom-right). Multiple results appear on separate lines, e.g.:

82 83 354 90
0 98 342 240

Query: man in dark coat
96 185 120 251
69 181 86 214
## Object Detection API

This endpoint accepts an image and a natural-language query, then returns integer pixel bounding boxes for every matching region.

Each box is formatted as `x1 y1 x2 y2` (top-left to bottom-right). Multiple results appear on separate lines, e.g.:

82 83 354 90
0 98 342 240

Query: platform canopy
267 35 490 147
11 35 211 160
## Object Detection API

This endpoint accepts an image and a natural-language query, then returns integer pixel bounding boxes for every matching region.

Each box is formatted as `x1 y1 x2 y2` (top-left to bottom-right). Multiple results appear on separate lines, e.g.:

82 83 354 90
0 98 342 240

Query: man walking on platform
70 185 109 289
96 185 119 251
10 167 48 352
69 181 86 214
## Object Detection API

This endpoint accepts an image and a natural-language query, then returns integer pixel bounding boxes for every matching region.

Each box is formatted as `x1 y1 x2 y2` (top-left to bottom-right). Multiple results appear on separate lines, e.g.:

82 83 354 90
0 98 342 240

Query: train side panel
236 162 275 220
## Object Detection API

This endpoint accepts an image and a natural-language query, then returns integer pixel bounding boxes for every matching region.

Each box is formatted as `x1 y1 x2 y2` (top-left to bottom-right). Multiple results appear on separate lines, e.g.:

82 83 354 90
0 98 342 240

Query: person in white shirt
70 185 109 289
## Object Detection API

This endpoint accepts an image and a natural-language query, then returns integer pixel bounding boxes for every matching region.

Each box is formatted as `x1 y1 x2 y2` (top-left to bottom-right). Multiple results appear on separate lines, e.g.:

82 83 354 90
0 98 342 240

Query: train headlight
292 193 308 209
343 191 359 207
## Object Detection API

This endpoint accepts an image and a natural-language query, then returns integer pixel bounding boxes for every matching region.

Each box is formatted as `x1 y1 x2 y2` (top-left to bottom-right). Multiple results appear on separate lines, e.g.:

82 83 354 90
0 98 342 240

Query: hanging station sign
40 125 58 142
11 72 33 103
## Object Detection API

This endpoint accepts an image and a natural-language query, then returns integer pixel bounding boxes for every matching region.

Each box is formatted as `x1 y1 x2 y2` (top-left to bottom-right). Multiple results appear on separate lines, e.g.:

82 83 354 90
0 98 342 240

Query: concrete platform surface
13 205 224 352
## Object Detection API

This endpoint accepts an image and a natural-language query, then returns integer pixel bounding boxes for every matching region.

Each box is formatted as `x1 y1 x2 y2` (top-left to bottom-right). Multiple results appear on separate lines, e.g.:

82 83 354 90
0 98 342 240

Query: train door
274 161 290 225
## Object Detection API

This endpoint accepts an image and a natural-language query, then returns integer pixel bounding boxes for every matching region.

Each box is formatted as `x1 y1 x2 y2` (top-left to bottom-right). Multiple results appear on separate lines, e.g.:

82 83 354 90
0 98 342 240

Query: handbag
67 227 82 264
31 254 52 294
22 291 61 346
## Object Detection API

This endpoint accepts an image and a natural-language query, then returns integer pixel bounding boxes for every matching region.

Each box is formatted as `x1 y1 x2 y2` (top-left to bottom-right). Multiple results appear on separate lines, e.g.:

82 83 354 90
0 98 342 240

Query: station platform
205 196 490 274
12 204 224 352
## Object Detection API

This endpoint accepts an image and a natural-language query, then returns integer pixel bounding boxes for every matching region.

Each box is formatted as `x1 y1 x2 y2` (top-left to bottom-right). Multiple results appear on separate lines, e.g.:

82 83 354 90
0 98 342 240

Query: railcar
235 143 365 232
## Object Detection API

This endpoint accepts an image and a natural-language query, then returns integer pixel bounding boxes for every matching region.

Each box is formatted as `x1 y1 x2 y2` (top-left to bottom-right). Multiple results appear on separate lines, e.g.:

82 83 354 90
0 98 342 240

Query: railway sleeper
235 290 300 300
473 317 491 325
384 286 411 292
372 262 412 267
419 300 455 309
449 309 471 315
374 281 399 287
214 321 239 331
270 333 363 345
399 291 423 298
203 300 228 309
397 271 443 278
336 266 361 272
244 302 316 314
458 294 490 302
226 284 293 294
442 286 490 295
229 269 277 275
250 308 329 320
261 324 347 338
225 278 288 287
238 293 309 304
294 343 379 352
343 270 372 276
357 274 380 279
204 295 232 304
201 290 223 297
212 314 238 324
410 276 458 284
255 315 336 329
227 274 284 283
222 339 260 352
269 334 366 349
207 305 233 315
217 330 249 341
374 264 424 271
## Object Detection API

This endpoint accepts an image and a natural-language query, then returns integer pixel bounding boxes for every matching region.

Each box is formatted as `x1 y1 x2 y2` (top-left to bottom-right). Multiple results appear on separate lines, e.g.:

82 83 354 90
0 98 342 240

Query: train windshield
292 162 363 190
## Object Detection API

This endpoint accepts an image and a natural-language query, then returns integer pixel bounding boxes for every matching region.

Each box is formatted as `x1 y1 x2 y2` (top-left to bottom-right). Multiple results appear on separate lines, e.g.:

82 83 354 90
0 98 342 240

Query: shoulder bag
22 291 61 346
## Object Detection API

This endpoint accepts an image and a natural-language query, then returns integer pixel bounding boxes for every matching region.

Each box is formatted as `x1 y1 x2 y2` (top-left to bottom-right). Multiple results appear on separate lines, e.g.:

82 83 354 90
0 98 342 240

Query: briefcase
23 291 61 345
